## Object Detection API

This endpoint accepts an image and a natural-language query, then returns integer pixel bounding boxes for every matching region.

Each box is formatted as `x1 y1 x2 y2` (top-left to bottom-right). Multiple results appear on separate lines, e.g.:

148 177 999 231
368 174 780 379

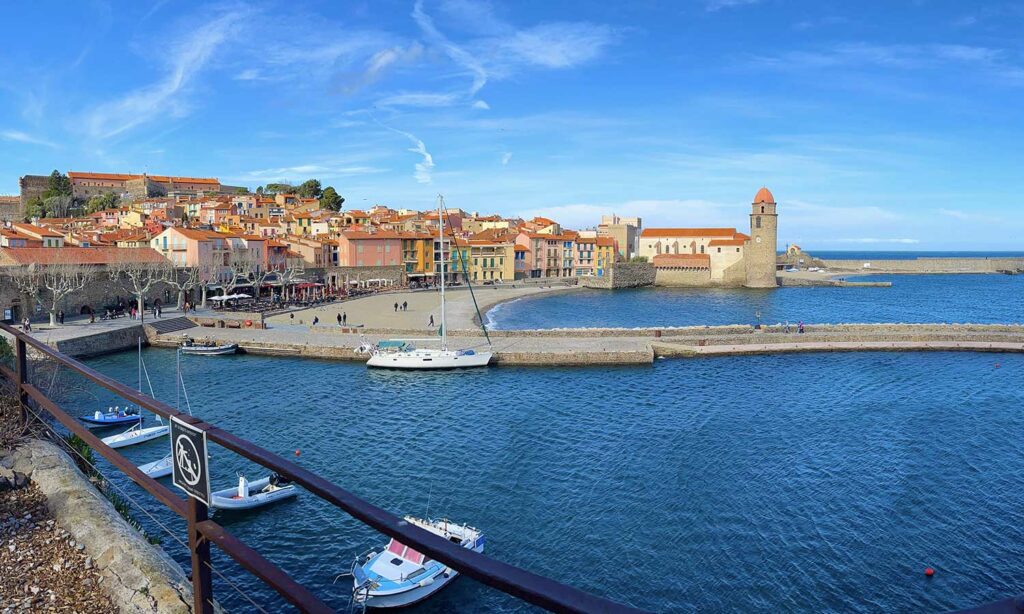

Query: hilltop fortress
641 187 779 288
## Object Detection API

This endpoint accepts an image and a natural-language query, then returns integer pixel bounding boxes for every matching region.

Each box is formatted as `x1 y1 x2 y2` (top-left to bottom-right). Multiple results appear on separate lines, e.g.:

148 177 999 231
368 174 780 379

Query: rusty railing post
15 336 28 425
188 498 214 614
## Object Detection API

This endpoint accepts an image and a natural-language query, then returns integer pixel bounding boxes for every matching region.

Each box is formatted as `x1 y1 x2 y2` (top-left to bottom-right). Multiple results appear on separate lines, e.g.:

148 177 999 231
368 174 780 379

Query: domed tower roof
753 187 775 204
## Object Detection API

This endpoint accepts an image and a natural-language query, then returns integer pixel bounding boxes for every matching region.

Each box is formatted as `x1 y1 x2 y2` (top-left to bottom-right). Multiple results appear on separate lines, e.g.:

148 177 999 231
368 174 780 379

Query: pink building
337 230 403 267
149 227 228 267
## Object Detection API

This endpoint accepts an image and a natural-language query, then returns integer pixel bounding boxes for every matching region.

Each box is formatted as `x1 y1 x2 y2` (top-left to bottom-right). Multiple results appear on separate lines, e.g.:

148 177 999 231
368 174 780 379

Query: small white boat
349 516 484 608
102 423 169 449
180 337 238 356
210 474 298 511
138 454 173 478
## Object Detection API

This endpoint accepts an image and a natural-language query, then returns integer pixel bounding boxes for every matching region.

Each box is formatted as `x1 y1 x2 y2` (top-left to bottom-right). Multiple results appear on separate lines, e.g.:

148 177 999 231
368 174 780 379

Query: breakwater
823 257 1024 273
146 323 1024 366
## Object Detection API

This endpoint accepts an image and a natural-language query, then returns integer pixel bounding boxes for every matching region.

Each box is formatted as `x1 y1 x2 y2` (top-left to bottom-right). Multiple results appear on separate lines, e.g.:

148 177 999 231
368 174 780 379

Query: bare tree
108 251 173 323
196 255 221 309
163 265 200 309
8 253 96 326
279 255 306 301
222 246 259 297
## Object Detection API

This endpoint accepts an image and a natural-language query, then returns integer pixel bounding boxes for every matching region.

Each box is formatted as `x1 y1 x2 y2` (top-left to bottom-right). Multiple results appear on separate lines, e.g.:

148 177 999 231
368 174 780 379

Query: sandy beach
265 283 579 331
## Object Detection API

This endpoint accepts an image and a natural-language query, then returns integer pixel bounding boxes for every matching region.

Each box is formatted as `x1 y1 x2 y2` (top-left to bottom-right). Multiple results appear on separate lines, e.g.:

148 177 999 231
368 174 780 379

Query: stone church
639 187 779 288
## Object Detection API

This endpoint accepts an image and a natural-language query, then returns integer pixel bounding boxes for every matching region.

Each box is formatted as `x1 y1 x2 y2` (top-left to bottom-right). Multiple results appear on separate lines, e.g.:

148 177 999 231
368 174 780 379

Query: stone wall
823 257 1024 273
654 268 711 287
4 440 192 613
580 262 655 289
52 325 146 357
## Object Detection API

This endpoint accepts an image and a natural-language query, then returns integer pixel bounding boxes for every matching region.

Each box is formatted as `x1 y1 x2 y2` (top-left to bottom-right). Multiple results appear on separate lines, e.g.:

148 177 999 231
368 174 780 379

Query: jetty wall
579 262 655 289
50 324 145 358
822 257 1024 273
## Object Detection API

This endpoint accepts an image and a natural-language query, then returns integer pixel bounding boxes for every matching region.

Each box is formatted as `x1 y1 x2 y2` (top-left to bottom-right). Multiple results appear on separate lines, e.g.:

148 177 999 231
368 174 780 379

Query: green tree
255 185 264 195
264 183 295 195
42 170 72 200
320 186 344 211
85 192 120 213
296 179 322 199
24 195 46 220
235 187 249 195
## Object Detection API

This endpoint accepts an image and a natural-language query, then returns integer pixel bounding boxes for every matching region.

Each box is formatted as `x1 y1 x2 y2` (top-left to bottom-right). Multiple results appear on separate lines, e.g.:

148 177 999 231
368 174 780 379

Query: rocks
0 465 28 493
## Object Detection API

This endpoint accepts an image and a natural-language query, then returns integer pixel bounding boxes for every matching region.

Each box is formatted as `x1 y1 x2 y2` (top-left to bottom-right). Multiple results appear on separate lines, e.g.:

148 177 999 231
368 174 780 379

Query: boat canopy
385 539 426 565
377 340 409 349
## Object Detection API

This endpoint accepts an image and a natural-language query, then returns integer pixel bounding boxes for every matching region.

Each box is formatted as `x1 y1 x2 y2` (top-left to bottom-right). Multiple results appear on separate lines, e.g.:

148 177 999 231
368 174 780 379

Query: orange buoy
245 319 253 327
925 567 935 577
295 449 301 457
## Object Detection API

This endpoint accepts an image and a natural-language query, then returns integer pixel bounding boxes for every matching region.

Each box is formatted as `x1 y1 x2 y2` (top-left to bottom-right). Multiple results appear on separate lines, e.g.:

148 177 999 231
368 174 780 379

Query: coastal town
0 170 785 326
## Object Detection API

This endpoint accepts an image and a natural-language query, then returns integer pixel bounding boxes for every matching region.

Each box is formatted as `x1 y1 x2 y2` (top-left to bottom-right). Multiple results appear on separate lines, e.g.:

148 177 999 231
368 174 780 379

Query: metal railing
0 322 642 613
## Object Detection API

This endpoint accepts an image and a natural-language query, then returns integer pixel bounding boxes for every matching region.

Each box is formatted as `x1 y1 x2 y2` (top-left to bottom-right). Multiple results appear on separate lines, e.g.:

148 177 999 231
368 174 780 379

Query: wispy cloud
375 118 435 184
501 152 512 165
229 164 388 183
82 8 248 139
377 92 461 107
1 130 57 148
939 208 1002 223
706 0 760 12
412 0 489 99
497 22 617 68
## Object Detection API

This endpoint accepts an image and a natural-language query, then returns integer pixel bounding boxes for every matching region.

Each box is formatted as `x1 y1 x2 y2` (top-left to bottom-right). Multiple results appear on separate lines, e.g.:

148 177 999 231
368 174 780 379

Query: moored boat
349 516 484 608
81 407 141 427
364 195 492 370
180 336 238 355
138 454 173 478
210 474 298 511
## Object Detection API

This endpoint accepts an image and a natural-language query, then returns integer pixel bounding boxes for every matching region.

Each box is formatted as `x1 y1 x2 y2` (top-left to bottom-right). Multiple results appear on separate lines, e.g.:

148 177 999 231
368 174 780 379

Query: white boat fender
237 475 249 498
418 576 435 587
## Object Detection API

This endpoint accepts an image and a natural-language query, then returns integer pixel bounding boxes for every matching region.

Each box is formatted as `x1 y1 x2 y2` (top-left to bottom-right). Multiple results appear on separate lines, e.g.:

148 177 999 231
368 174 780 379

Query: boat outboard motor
270 473 292 487
237 474 249 498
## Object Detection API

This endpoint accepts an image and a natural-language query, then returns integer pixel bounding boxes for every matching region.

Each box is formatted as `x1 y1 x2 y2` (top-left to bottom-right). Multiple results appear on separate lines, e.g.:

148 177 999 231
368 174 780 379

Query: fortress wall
654 268 712 287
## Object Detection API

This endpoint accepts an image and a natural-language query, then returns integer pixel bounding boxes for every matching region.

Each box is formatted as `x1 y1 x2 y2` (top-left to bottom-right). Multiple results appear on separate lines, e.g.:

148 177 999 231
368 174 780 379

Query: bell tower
745 186 778 288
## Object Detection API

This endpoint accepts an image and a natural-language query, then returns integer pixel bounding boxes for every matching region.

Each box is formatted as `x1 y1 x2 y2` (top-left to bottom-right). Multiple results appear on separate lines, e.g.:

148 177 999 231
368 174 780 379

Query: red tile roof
0 247 167 266
641 228 737 238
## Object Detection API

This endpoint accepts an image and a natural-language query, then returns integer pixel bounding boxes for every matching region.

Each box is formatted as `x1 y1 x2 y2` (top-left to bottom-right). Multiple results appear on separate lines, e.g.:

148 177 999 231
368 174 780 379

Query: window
736 248 741 253
717 247 721 253
699 245 704 254
756 216 762 229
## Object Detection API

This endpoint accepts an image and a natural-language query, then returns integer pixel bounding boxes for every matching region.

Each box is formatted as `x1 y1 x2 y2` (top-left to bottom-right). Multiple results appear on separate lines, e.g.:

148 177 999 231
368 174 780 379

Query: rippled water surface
61 348 1024 612
487 274 1024 330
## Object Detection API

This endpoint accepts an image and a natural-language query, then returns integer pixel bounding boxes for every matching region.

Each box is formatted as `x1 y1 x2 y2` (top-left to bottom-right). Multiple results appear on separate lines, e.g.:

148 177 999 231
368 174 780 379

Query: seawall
822 257 1024 273
47 325 145 358
148 323 1024 366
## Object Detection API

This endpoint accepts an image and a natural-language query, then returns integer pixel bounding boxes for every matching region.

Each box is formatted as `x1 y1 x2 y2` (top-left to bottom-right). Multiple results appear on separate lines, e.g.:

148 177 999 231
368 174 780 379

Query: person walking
157 304 162 318
58 310 64 325
313 316 319 326
21 317 28 332
337 313 342 326
394 301 399 312
429 314 435 327
798 321 805 334
342 312 347 326
402 300 408 312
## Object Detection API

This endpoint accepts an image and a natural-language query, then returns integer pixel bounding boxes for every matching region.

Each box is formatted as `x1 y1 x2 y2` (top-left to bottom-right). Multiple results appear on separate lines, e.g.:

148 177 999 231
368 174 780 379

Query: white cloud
938 208 1002 223
1 130 57 148
413 0 489 97
497 22 616 68
377 92 461 107
234 68 263 81
472 99 490 110
706 0 760 11
83 9 247 139
376 120 436 184
501 152 512 165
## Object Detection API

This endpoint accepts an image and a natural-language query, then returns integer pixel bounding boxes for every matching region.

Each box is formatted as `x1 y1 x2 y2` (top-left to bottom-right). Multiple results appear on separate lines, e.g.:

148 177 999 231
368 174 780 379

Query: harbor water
69 348 1024 612
486 274 1024 330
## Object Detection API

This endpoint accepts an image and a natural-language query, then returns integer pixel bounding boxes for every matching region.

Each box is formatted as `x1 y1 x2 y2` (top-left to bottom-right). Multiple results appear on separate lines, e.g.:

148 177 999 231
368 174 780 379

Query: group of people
393 301 409 312
782 321 806 334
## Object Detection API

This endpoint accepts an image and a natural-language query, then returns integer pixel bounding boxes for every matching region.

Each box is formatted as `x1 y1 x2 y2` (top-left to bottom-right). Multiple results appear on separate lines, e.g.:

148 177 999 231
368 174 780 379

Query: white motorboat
349 516 484 608
365 195 492 370
180 337 238 356
210 474 298 511
138 454 173 478
102 423 169 449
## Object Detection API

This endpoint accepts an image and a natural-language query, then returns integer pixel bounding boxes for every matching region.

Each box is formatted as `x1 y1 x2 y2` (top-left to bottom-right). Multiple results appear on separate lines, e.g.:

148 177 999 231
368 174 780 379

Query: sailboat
365 196 492 369
101 339 169 450
139 348 194 478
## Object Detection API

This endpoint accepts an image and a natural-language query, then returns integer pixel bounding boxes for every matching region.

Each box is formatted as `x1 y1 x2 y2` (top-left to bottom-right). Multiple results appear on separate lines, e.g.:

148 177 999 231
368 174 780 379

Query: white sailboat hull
366 349 491 370
138 455 173 478
102 425 169 449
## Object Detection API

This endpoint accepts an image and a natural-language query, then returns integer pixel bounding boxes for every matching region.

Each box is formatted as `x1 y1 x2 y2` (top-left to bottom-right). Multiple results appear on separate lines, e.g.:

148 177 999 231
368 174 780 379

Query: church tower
744 186 779 288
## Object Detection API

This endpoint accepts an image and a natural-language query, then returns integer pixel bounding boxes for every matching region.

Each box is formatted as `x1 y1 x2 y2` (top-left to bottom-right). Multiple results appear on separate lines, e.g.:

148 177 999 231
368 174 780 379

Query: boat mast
438 195 447 351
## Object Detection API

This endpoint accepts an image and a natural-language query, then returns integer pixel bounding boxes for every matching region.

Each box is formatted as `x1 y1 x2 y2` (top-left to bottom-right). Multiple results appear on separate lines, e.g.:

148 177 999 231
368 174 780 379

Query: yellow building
462 239 514 282
400 232 435 284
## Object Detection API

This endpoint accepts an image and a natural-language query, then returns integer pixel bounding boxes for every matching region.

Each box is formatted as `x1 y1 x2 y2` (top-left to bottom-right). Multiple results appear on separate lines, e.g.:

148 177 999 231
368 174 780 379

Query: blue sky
1 0 1022 250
